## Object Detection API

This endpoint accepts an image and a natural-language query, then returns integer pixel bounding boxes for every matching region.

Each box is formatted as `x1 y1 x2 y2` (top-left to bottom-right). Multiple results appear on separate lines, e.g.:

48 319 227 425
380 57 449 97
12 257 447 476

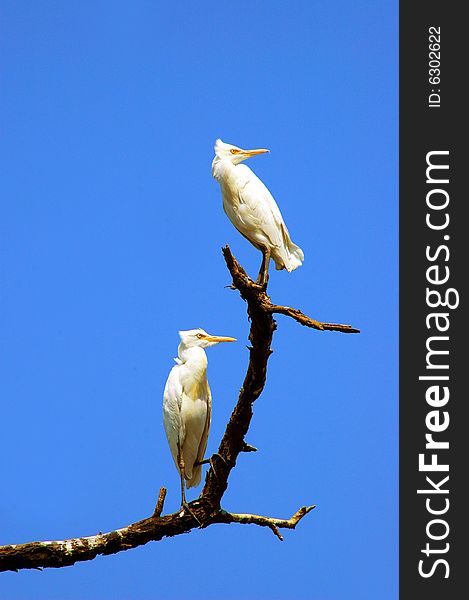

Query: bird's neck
212 156 235 182
177 345 208 374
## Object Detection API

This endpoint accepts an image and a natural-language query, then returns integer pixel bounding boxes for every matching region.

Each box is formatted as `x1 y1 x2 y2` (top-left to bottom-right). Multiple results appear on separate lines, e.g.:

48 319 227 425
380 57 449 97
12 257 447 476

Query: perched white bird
162 328 236 510
212 138 304 285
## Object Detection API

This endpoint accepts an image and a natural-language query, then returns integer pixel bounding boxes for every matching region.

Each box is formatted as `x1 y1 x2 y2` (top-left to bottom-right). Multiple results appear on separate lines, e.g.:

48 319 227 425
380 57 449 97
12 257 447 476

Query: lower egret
162 329 236 512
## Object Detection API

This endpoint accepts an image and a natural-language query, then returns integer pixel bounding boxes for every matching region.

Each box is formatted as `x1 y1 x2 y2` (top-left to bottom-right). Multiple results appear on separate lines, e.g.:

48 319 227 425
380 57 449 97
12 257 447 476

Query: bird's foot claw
209 458 217 477
209 453 229 478
212 452 228 467
181 501 202 526
194 453 228 479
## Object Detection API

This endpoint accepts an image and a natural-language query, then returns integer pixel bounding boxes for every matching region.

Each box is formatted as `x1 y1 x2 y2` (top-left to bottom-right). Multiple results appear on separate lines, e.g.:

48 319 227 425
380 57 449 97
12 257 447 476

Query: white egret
162 328 236 512
212 138 304 285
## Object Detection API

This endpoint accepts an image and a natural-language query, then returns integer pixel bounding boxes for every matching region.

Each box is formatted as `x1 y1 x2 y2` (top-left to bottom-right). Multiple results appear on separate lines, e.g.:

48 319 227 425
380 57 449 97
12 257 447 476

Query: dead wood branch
215 505 316 541
0 246 359 573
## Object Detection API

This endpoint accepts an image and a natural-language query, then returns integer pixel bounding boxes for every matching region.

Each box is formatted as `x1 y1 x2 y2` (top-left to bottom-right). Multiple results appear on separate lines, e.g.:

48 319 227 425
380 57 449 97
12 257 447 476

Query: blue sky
1 2 398 599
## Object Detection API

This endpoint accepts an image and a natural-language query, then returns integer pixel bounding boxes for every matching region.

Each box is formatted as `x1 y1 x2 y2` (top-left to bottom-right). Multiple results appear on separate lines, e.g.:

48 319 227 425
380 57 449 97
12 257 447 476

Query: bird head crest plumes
178 328 208 347
214 138 226 154
214 139 242 160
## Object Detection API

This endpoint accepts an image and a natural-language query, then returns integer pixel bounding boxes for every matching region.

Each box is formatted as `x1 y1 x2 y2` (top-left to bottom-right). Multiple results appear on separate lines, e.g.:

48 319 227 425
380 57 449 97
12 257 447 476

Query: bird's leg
177 442 187 508
177 442 202 526
194 452 227 467
194 456 216 476
256 248 270 286
194 453 228 478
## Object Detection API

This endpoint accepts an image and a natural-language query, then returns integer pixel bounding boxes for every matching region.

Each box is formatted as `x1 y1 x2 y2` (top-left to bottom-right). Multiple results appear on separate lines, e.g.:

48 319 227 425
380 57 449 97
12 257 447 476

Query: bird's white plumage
162 329 235 496
163 343 211 487
212 139 304 273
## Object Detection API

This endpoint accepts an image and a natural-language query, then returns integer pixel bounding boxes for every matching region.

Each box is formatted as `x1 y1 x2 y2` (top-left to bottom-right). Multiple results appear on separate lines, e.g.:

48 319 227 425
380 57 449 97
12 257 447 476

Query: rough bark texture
0 246 359 573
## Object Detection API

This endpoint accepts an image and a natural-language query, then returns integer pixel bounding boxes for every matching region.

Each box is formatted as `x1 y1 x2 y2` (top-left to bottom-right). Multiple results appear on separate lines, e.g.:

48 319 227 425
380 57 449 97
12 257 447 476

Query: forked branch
215 505 316 541
0 246 359 573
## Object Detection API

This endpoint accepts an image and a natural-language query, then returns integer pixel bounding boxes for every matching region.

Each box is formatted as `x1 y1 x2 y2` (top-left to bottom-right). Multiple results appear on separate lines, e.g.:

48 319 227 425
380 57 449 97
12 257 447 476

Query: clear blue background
1 2 398 599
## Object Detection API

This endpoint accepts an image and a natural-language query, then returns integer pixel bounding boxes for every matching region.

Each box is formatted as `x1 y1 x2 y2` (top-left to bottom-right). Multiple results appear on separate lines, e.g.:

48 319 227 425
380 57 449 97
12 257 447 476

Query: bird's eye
196 333 203 339
230 149 239 154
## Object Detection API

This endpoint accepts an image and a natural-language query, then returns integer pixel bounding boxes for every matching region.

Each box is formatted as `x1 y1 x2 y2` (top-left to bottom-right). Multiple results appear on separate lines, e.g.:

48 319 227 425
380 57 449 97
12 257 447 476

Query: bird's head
214 139 269 165
178 328 236 349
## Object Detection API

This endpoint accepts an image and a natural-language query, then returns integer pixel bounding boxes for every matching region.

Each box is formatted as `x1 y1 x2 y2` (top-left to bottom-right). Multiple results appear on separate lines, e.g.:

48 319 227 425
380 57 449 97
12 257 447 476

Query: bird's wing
196 381 212 465
234 165 290 249
184 380 211 488
178 373 210 483
163 364 212 486
184 381 212 488
162 365 184 469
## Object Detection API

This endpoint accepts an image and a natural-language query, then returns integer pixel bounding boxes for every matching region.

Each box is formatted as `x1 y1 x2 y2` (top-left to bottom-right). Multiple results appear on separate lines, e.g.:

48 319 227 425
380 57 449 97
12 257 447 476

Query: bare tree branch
215 505 316 541
269 304 360 333
152 487 167 518
0 246 359 573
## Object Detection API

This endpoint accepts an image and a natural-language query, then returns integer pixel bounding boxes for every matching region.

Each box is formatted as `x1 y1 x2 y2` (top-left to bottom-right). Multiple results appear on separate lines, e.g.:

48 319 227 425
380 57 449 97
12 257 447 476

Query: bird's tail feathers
185 465 202 488
275 223 304 271
276 241 304 272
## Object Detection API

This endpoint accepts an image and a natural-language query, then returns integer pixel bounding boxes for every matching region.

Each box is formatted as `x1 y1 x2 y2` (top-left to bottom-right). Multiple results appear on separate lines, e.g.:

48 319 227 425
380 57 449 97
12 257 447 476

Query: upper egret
162 328 236 511
212 138 304 285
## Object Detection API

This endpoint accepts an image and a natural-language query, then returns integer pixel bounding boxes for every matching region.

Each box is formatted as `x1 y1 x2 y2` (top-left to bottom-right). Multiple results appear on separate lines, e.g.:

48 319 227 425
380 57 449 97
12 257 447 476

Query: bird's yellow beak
242 148 269 157
204 335 237 343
